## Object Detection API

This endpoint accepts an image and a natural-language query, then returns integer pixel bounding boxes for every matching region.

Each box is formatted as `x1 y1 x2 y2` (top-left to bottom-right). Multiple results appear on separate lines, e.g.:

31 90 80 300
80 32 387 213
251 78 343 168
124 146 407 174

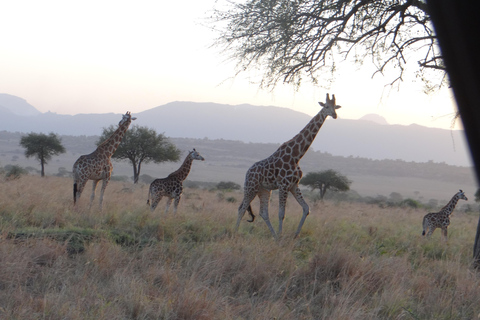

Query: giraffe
73 111 136 209
422 189 468 241
147 149 205 213
236 94 341 238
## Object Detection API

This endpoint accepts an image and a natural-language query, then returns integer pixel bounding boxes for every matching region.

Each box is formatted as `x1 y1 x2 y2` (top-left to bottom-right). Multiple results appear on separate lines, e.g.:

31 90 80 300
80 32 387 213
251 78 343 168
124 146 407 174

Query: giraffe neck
440 195 461 216
97 122 130 157
277 108 328 162
170 155 193 182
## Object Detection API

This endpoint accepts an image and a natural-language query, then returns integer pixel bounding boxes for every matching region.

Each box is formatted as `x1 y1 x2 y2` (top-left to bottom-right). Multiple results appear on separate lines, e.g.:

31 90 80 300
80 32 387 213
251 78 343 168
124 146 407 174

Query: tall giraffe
147 149 205 213
73 111 136 208
236 94 341 238
422 189 468 241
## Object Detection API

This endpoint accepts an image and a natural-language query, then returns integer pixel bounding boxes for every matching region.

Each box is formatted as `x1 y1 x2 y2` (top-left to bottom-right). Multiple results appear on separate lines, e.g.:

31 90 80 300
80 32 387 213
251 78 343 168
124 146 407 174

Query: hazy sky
0 0 461 130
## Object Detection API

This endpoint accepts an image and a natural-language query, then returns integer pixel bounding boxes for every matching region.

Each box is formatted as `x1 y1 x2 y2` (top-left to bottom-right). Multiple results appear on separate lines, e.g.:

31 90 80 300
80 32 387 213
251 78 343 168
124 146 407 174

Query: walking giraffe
422 189 468 241
73 111 136 209
236 94 341 238
147 149 205 213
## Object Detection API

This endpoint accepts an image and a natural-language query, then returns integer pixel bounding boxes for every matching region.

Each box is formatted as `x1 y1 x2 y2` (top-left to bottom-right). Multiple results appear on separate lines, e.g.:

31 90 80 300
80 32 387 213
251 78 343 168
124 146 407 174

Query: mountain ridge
0 95 472 167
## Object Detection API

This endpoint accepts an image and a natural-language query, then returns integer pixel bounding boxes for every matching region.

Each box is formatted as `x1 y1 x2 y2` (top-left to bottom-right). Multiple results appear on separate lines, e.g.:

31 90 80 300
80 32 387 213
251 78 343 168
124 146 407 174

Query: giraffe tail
73 182 78 205
422 216 426 236
247 205 255 223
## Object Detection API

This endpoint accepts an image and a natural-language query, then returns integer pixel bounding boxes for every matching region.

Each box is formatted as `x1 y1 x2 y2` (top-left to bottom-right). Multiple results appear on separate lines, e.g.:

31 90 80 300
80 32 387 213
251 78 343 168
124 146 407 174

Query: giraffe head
120 111 137 126
189 148 205 161
457 189 468 201
318 93 341 119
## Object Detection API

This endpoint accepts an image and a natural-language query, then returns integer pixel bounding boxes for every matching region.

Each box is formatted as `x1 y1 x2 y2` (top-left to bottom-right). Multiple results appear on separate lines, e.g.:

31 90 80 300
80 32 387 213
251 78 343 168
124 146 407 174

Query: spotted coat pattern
73 111 136 208
236 94 342 238
422 189 468 241
147 149 205 213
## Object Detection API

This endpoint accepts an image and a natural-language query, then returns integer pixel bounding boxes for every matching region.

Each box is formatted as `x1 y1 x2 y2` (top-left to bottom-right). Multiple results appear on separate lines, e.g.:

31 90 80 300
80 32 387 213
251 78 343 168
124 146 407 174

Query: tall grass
1 175 480 319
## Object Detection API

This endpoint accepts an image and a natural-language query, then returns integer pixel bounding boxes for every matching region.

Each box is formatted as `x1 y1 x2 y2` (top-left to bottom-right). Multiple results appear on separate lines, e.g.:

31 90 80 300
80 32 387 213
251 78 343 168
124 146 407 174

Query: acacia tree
97 125 181 184
300 169 351 200
212 0 444 92
19 132 66 177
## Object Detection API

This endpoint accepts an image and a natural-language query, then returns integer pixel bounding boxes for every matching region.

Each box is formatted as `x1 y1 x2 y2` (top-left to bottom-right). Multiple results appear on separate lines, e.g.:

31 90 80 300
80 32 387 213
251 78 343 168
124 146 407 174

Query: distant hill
0 94 41 116
0 95 472 167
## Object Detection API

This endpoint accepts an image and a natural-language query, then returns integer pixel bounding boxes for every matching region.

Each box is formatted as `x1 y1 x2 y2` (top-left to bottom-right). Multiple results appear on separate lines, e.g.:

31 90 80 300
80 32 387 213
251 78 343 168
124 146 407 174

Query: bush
216 181 241 191
4 165 28 180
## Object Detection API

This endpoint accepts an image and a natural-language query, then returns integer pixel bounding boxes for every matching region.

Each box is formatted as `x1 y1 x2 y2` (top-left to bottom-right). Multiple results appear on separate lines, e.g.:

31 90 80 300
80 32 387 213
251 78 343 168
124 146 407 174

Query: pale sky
0 0 461 130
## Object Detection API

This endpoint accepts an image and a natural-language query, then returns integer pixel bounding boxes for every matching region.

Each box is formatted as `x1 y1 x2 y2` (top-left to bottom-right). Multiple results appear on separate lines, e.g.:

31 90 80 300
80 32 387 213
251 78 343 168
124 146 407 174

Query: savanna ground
1 176 480 319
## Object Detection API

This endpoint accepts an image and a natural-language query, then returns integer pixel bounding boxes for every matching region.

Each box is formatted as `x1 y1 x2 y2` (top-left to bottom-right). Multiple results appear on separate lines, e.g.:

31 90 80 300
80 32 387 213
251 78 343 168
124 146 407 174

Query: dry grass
1 175 480 319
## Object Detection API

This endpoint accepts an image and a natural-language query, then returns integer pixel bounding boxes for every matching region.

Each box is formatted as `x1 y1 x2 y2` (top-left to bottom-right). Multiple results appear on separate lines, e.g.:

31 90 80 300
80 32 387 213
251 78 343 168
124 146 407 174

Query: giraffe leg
291 186 310 238
173 196 181 214
236 192 257 231
165 198 173 214
277 188 289 236
258 189 277 238
442 228 448 242
74 179 87 206
90 180 100 207
98 178 110 210
150 194 162 212
426 227 436 238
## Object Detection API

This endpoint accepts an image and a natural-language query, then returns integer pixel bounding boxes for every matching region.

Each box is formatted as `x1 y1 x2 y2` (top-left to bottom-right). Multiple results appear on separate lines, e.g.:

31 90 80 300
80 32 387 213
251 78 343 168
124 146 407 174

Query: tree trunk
133 161 142 184
40 159 45 177
474 214 480 268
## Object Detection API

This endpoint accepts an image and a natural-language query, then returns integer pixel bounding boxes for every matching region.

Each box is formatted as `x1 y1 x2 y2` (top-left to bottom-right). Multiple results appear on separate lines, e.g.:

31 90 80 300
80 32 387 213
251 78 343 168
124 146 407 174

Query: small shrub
4 165 28 180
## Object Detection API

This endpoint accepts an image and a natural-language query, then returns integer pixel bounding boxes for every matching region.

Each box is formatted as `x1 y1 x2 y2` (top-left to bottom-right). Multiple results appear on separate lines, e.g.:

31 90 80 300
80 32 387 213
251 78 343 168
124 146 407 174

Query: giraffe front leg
291 186 310 238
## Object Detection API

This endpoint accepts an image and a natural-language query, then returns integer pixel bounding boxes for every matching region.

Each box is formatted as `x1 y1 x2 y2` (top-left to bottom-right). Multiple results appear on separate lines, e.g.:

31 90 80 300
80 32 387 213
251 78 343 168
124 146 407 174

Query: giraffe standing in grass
236 94 341 238
422 189 468 241
147 149 205 213
73 111 136 209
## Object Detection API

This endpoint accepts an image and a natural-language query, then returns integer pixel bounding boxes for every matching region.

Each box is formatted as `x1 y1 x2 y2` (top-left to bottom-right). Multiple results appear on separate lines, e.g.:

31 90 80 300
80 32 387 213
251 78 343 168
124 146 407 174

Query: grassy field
1 175 480 319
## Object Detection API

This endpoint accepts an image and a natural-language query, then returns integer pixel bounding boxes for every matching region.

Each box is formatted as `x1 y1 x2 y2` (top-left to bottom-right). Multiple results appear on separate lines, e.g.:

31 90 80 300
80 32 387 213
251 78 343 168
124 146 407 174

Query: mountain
359 114 389 125
0 94 41 116
0 96 473 167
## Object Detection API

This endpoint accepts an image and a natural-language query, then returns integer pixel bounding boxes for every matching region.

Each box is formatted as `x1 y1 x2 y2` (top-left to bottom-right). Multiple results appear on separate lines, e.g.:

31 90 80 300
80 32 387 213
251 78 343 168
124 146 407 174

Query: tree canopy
212 0 444 92
300 169 351 200
97 125 181 184
19 132 66 177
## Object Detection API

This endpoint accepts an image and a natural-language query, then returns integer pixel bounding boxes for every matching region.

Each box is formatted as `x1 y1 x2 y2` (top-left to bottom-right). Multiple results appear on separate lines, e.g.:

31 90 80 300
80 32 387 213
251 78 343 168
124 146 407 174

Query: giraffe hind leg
247 205 255 222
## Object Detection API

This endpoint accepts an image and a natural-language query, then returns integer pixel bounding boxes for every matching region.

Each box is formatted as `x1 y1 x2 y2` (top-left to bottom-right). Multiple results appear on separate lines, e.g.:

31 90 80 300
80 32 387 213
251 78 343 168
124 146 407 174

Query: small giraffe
236 94 341 238
73 111 136 209
147 149 205 213
422 189 468 241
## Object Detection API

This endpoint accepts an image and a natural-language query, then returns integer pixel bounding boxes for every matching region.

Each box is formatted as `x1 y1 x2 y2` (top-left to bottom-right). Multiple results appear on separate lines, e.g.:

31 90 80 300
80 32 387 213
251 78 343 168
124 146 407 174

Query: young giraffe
236 94 341 238
73 111 136 209
422 189 468 241
147 149 205 213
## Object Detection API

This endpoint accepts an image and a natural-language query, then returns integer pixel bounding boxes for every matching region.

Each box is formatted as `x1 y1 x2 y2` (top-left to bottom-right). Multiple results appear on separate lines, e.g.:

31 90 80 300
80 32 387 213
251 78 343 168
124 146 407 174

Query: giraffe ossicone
422 189 468 241
147 148 205 214
72 111 136 209
236 94 341 238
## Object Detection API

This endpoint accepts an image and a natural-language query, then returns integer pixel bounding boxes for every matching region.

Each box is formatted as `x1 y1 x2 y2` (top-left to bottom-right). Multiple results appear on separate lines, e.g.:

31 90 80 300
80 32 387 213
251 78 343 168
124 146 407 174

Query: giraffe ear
335 105 342 110
318 102 325 107
131 117 137 121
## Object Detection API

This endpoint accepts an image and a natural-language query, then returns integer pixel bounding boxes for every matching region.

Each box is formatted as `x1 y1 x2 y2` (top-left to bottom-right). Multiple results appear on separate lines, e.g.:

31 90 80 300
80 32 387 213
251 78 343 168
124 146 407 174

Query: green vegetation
97 125 181 184
1 175 479 319
300 169 351 200
19 132 66 177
